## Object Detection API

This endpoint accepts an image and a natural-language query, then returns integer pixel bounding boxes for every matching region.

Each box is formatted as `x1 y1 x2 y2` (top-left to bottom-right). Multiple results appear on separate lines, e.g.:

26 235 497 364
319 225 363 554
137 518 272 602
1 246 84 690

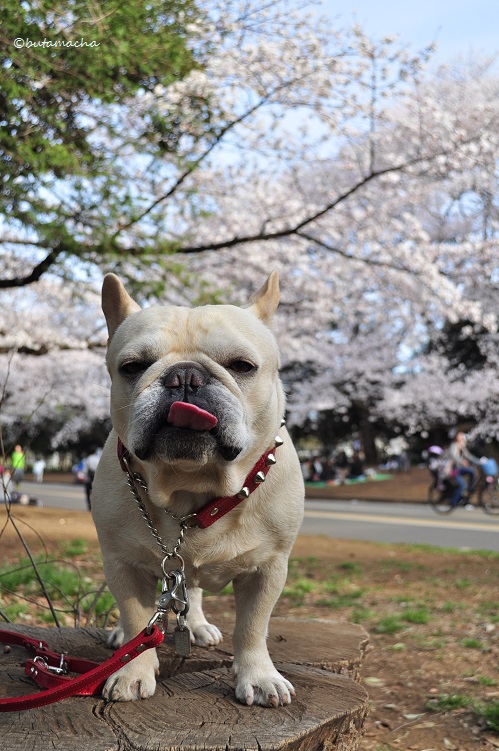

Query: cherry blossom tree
1 0 441 288
1 0 498 456
0 282 108 453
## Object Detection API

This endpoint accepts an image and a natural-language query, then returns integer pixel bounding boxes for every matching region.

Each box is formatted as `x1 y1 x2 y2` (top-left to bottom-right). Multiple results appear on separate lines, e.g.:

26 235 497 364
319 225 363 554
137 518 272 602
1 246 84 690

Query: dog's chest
136 510 275 591
182 523 274 590
188 555 259 591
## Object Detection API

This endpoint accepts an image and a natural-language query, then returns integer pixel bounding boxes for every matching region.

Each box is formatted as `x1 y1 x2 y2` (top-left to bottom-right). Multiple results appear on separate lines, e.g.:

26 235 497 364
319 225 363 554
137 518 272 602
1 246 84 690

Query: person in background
83 448 101 510
448 431 480 507
32 458 46 483
301 459 313 482
347 451 365 480
321 458 339 483
334 450 349 483
11 445 26 488
311 456 323 482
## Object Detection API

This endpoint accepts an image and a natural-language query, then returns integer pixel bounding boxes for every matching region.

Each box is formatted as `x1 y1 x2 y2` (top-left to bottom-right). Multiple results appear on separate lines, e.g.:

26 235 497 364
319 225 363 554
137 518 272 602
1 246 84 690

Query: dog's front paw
235 668 295 707
103 661 157 702
190 622 223 647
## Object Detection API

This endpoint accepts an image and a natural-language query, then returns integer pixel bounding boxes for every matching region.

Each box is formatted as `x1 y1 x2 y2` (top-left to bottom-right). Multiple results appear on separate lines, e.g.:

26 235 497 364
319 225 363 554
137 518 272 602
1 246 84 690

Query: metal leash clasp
32 653 68 675
147 556 190 640
146 577 176 635
169 572 189 618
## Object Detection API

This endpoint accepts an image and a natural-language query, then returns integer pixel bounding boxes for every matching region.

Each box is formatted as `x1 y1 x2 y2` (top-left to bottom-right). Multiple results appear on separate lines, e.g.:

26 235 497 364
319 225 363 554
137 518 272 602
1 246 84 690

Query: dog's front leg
102 562 160 702
232 556 295 707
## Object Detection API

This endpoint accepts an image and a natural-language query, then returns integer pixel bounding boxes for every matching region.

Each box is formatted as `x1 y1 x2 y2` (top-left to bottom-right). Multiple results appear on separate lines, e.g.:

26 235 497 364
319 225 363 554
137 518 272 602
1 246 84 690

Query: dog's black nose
161 361 210 393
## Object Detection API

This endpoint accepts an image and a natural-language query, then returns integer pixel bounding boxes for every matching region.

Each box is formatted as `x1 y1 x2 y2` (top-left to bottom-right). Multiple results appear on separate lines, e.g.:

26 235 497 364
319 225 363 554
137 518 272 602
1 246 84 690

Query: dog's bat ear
102 274 141 339
248 271 280 323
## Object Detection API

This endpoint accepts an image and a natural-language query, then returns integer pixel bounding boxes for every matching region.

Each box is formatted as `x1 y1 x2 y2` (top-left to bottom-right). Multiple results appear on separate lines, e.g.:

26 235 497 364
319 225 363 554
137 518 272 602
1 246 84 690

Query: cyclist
448 431 480 507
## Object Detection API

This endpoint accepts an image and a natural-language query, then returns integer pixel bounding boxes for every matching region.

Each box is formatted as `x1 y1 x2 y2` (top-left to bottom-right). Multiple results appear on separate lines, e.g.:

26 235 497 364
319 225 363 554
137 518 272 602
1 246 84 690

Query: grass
0 540 116 628
79 590 115 615
478 675 497 686
478 700 499 732
427 694 499 732
282 577 317 605
460 638 485 649
1 530 498 748
2 602 28 621
427 693 473 711
60 538 88 557
351 606 374 622
0 557 45 591
374 615 404 634
402 607 431 624
315 591 364 609
337 561 362 573
276 542 499 745
402 543 499 559
0 556 82 600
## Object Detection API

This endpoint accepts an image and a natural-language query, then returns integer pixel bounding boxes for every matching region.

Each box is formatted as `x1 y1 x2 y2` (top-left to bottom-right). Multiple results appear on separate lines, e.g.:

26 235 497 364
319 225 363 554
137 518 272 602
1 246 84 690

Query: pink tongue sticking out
167 401 218 431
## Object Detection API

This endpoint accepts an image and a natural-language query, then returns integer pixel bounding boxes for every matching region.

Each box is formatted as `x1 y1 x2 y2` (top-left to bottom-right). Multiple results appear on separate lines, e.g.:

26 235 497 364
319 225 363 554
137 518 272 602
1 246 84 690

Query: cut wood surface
0 618 369 751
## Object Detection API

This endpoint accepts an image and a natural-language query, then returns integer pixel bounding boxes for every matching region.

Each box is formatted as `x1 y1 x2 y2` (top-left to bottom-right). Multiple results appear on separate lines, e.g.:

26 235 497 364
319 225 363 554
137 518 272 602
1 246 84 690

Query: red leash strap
0 626 164 712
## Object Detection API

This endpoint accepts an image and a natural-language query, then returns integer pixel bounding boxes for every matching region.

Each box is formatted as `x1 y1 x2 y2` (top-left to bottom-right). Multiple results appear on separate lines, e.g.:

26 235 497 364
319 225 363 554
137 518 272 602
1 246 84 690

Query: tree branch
112 73 330 237
294 231 412 271
167 137 482 255
168 161 416 254
0 246 63 289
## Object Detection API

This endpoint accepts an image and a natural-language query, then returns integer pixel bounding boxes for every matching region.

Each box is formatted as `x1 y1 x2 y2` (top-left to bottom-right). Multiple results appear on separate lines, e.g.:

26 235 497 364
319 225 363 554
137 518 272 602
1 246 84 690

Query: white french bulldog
91 272 304 707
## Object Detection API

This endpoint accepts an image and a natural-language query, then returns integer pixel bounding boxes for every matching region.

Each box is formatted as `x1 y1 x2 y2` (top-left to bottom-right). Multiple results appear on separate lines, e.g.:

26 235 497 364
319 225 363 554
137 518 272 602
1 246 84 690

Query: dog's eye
227 360 256 374
119 361 152 377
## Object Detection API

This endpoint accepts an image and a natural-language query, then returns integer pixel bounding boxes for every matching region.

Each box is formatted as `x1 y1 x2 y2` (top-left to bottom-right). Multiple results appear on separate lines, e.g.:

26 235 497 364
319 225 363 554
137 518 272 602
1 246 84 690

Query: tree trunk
356 403 378 464
0 618 370 750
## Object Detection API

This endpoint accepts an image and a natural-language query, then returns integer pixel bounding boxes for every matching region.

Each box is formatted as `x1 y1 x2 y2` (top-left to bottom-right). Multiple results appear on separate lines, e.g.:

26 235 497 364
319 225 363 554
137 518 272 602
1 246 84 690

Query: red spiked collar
117 435 282 529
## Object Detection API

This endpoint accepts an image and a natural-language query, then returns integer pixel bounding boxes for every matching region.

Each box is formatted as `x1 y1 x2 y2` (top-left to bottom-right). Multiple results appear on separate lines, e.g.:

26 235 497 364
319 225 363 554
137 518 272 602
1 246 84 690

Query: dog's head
102 273 285 471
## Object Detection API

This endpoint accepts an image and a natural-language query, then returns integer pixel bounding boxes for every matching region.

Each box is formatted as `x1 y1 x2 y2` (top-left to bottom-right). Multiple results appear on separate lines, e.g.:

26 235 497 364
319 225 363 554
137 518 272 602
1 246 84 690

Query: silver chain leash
122 459 190 559
121 455 192 654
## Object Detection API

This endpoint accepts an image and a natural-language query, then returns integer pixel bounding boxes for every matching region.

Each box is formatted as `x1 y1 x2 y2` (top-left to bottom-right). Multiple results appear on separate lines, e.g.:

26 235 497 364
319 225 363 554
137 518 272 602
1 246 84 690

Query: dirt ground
1 481 498 751
304 466 431 503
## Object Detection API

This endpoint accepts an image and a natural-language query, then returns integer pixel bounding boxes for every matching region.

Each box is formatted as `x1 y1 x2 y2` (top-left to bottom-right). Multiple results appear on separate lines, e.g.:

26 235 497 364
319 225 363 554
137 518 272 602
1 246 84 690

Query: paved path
14 481 89 512
303 498 499 551
10 482 499 552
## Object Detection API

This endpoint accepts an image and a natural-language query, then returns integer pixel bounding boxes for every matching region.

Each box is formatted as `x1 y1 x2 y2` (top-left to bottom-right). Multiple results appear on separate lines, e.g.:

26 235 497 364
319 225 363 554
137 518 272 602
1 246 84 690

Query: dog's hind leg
186 586 223 646
107 619 125 648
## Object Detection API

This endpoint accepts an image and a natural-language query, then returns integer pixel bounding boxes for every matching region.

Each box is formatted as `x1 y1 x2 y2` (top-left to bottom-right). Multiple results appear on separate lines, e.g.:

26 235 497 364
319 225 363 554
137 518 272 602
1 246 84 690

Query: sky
323 0 498 65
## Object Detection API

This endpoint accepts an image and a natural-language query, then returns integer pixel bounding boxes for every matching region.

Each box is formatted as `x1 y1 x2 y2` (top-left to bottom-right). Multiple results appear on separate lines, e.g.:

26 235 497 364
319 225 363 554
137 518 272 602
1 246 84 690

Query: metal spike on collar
241 432 281 492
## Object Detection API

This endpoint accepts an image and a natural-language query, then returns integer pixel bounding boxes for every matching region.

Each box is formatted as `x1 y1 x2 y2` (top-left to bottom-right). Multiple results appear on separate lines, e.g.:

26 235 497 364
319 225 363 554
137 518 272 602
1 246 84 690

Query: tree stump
0 618 369 751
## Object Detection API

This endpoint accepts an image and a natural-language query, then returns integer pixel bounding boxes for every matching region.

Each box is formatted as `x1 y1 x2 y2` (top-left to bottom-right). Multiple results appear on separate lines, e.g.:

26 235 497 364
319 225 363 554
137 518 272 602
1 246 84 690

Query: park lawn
0 505 498 751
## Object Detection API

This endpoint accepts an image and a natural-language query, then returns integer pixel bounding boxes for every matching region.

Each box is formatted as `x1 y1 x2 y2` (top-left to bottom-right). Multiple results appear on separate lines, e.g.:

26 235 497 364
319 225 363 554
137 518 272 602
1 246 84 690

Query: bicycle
428 463 499 515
